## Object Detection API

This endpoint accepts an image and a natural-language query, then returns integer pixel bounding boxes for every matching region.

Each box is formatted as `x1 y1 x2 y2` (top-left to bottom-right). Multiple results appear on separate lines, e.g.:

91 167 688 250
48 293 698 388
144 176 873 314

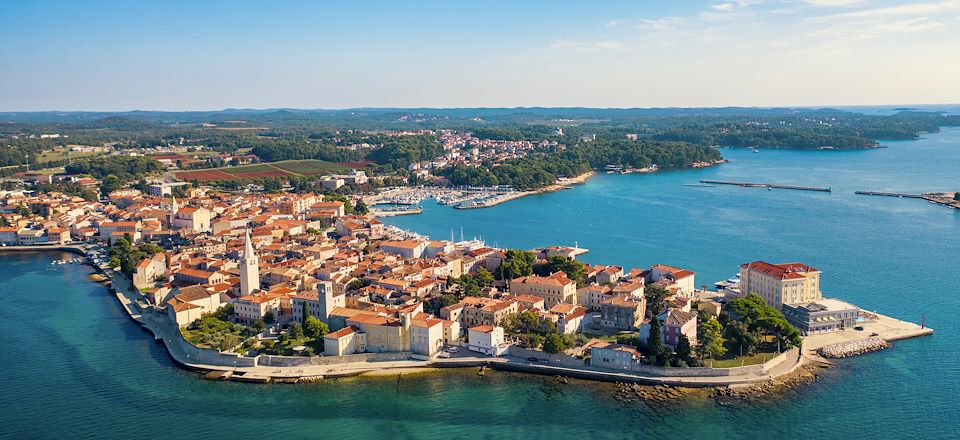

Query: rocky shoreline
817 338 891 359
613 363 831 405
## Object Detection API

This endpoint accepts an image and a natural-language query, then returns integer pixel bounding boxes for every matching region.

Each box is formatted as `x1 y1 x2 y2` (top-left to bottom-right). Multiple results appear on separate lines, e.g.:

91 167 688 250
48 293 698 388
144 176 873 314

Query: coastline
2 246 933 395
455 171 596 209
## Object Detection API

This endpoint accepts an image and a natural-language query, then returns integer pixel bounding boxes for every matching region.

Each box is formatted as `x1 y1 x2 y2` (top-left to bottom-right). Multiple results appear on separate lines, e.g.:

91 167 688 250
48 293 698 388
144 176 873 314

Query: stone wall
258 351 411 367
509 346 587 368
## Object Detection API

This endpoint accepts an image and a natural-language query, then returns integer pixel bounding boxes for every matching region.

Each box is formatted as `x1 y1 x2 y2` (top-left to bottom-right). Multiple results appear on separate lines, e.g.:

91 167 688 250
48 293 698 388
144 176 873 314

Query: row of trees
500 310 579 353
108 237 164 276
435 139 722 190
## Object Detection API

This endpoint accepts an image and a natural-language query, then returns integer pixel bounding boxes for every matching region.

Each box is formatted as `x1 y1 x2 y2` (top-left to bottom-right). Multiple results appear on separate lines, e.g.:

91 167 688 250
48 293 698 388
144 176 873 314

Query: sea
2 126 959 439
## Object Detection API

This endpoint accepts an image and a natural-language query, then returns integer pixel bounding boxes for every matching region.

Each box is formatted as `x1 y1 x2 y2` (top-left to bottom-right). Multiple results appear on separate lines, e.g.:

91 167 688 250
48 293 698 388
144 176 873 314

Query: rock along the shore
817 337 891 359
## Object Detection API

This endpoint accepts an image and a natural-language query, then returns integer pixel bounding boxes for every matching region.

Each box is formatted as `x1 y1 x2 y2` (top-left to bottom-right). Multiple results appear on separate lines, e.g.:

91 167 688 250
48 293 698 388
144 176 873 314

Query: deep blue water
1 128 959 439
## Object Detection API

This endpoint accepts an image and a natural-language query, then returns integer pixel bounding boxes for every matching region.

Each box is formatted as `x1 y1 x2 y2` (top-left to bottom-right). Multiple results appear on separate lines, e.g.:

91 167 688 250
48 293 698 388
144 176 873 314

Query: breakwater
699 180 832 192
817 338 891 359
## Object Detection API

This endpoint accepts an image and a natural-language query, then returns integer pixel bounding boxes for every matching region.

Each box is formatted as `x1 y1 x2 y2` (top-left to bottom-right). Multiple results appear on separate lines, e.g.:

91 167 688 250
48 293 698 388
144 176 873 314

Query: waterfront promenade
2 245 933 387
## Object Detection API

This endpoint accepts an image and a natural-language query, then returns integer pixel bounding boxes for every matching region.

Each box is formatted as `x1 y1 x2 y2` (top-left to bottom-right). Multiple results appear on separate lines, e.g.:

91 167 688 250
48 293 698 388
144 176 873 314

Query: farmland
174 160 354 182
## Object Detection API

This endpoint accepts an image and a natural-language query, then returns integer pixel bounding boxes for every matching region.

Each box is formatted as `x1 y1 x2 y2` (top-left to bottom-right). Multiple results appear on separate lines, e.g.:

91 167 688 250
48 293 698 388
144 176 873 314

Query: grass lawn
706 352 777 368
37 149 106 164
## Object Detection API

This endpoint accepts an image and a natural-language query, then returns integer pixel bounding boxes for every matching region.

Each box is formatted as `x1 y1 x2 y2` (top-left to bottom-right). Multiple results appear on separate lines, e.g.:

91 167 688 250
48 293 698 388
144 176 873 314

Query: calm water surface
2 128 959 439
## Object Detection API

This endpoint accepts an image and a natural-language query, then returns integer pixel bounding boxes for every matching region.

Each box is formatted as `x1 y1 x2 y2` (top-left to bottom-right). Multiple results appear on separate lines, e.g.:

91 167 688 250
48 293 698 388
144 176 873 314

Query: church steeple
169 196 178 229
239 229 259 296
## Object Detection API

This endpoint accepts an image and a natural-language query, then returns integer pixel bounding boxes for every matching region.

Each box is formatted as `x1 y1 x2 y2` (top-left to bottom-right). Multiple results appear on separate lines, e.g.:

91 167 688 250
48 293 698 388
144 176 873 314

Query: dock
700 180 831 192
855 191 960 209
854 191 924 198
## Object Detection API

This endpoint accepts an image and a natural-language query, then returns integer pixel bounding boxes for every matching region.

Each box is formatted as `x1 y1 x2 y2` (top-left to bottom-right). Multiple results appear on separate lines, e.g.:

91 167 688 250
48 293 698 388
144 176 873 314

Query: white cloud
809 0 960 21
798 0 866 6
632 17 688 30
549 40 627 51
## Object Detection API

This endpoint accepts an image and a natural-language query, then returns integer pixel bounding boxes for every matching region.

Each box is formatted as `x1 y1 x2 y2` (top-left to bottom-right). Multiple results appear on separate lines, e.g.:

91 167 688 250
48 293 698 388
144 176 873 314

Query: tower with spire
169 196 178 230
239 229 260 296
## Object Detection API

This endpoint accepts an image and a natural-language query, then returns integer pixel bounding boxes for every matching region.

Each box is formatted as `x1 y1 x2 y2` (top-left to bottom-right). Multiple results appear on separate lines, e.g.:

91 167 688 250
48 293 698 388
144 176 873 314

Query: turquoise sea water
2 129 959 439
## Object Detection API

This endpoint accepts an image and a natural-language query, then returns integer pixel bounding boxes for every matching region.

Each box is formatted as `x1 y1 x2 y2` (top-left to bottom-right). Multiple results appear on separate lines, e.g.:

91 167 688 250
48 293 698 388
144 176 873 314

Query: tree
100 175 123 195
495 249 536 280
647 316 666 362
697 317 727 359
524 333 545 349
262 311 276 325
534 256 588 286
216 333 241 352
353 199 369 215
645 285 670 318
543 333 566 354
724 320 760 356
289 322 304 339
675 334 693 361
304 316 329 339
252 320 266 332
954 192 960 202
475 267 495 287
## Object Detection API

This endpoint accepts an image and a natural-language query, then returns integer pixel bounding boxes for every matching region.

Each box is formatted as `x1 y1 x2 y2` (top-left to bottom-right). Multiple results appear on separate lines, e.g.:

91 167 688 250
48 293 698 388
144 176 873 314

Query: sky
1 0 959 111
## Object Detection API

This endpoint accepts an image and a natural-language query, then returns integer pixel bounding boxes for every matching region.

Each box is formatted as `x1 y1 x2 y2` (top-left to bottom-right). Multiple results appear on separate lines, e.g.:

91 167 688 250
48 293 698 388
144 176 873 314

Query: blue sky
1 0 958 110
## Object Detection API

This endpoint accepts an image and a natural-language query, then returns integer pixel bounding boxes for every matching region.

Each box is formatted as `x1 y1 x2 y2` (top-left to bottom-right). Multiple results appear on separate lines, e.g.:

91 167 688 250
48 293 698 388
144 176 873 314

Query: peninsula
0 183 932 392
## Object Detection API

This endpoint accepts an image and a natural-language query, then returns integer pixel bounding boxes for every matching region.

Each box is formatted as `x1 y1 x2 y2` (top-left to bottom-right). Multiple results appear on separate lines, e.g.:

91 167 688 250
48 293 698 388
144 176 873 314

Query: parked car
854 326 865 331
446 347 459 353
527 357 539 362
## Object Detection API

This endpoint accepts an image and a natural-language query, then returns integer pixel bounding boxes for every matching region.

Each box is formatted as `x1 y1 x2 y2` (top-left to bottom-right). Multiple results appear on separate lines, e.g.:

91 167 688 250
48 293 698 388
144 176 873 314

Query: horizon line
2 103 960 114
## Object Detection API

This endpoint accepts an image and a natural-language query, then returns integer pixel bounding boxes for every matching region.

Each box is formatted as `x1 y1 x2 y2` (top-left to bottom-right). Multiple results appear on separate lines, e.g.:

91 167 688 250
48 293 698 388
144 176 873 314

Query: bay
1 128 959 439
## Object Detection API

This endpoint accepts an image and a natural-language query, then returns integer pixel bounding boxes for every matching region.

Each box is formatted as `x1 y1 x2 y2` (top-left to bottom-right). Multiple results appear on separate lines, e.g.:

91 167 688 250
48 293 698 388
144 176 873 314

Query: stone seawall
817 338 891 359
259 352 412 367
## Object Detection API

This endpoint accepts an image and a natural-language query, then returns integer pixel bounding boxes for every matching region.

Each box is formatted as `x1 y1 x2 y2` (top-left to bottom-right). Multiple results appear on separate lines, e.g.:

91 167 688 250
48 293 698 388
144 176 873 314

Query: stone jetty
817 337 891 359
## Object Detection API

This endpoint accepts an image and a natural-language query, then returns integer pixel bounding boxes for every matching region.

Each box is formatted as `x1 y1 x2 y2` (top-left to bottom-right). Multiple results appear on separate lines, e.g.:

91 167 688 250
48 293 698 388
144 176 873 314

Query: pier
854 191 924 198
700 180 832 192
855 191 960 209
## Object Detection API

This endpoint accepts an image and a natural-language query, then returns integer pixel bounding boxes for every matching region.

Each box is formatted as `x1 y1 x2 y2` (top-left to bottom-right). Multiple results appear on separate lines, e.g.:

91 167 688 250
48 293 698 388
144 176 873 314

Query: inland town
0 178 931 386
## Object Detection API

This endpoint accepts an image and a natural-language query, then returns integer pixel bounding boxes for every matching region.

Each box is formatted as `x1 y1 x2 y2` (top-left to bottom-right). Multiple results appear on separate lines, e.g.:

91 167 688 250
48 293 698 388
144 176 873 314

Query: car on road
854 326 865 331
527 357 539 362
446 347 459 353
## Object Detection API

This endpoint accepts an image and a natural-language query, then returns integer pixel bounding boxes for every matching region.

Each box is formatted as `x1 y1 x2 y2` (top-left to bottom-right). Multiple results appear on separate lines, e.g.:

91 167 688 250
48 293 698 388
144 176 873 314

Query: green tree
954 192 960 202
675 334 693 364
475 267 495 287
216 333 241 352
100 174 123 195
697 317 727 359
543 333 565 354
647 316 666 358
353 199 369 215
289 322 304 339
262 311 276 325
252 320 266 332
494 249 536 280
645 285 670 318
304 316 329 339
724 320 760 356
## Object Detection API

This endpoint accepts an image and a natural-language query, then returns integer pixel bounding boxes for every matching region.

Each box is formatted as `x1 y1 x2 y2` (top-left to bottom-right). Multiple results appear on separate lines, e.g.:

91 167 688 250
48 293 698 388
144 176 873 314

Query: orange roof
469 325 495 333
741 261 817 280
325 326 359 339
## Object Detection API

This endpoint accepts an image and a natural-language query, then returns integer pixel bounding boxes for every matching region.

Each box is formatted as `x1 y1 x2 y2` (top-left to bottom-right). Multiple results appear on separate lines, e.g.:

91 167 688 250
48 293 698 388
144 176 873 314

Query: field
174 159 354 182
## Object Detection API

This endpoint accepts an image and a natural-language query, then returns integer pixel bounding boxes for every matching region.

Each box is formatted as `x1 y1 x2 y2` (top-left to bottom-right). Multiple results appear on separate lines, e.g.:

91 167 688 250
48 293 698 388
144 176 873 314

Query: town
0 178 932 385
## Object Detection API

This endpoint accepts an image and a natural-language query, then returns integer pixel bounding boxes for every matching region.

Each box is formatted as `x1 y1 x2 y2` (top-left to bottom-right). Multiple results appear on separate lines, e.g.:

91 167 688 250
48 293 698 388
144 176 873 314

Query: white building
467 325 508 356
